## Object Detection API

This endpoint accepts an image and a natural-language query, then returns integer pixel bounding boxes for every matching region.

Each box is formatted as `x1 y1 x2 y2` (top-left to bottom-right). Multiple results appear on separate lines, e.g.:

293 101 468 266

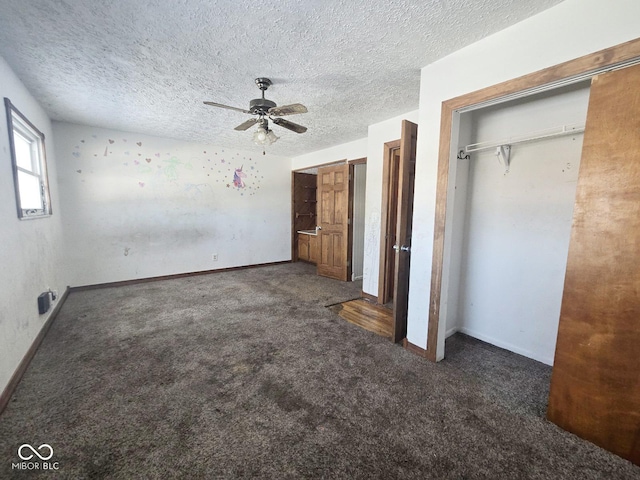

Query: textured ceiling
0 0 563 157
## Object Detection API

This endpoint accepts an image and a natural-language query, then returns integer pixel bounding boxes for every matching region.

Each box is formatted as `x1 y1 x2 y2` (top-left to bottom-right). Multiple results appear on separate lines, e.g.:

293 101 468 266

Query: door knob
393 244 410 252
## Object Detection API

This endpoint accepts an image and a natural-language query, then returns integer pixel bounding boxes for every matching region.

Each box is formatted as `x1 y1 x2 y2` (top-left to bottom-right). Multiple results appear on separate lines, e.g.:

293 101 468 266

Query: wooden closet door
547 63 640 465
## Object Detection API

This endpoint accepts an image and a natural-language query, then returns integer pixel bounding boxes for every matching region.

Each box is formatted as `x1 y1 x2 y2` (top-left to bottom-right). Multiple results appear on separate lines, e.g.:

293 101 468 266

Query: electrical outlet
212 254 218 261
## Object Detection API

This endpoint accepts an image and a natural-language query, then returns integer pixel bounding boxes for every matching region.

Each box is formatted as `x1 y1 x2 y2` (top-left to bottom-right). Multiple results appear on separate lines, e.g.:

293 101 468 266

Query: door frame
378 140 401 304
427 38 640 362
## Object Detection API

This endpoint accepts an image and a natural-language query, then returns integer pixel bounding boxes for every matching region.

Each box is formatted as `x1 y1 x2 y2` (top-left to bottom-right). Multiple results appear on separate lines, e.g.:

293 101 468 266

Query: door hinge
347 218 351 225
347 260 351 267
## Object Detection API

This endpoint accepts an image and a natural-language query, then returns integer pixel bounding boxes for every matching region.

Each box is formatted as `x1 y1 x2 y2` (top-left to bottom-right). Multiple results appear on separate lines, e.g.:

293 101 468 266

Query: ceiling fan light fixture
253 126 268 144
267 129 279 143
253 125 278 146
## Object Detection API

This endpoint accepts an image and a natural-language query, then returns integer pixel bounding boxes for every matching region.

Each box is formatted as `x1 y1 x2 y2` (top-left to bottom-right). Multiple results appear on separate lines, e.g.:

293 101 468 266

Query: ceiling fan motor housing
249 97 276 115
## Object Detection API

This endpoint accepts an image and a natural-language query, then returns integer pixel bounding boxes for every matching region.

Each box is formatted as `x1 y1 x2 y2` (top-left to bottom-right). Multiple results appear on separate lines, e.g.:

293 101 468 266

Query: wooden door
317 164 352 281
391 120 418 342
547 64 640 465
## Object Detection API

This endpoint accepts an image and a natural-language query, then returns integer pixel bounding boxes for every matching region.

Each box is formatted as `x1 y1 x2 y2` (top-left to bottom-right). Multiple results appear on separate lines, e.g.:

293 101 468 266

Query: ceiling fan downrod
250 78 276 115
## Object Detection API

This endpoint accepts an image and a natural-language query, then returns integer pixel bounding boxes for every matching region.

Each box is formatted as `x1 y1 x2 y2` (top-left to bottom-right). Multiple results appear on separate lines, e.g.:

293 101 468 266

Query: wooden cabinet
292 172 317 262
309 235 318 264
298 234 310 261
297 233 318 265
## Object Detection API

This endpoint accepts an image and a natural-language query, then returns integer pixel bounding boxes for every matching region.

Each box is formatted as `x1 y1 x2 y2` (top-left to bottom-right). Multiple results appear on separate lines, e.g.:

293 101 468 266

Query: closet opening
443 81 592 366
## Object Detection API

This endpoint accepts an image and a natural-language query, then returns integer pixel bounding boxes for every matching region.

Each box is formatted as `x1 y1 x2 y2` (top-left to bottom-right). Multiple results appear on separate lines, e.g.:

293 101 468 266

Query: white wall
407 0 640 358
54 122 292 286
362 110 419 296
0 56 68 396
443 113 472 339
352 163 367 281
449 85 590 365
292 137 367 171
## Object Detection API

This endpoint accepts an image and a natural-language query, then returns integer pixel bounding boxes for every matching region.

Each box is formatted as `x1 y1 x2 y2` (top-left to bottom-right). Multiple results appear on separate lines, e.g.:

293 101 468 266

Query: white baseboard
457 326 554 366
445 327 459 338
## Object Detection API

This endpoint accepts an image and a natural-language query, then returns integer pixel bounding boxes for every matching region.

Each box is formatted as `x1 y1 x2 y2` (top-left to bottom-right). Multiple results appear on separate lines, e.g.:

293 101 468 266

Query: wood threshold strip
427 37 640 363
336 299 393 339
0 287 71 415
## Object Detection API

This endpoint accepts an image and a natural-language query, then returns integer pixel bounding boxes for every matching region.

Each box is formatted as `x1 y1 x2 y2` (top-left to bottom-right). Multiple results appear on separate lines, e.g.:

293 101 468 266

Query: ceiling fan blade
203 101 251 114
234 118 259 131
272 117 307 134
268 103 308 116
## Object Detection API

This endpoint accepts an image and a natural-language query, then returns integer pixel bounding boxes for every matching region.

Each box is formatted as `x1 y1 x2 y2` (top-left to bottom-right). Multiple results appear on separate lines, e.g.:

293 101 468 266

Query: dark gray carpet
1 262 638 479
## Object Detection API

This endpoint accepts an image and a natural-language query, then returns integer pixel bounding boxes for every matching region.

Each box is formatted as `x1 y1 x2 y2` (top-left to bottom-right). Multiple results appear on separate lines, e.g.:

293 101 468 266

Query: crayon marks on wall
70 135 263 196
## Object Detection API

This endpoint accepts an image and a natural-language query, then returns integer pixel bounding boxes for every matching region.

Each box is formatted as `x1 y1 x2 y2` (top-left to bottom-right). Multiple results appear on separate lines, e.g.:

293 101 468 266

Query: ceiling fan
204 78 308 147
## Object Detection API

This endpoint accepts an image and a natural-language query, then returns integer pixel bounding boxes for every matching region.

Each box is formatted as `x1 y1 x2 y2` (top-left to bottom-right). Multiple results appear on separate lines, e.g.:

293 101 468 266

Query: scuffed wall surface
362 111 419 297
0 56 67 396
54 123 291 286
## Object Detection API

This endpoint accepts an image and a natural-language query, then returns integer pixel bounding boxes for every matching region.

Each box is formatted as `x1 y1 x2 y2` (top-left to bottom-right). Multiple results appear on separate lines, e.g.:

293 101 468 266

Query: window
4 98 51 219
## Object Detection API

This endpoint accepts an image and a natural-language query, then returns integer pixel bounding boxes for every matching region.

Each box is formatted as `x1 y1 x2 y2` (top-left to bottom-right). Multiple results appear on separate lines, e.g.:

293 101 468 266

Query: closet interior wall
445 82 591 365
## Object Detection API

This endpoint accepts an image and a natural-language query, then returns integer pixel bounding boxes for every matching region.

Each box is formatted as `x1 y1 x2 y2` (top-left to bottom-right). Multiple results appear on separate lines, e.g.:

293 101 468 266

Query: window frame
4 97 52 219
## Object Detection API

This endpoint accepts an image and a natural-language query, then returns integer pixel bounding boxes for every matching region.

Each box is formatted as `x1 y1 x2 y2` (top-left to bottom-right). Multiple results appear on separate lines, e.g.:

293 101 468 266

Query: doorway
291 160 367 281
378 140 400 306
446 82 590 365
427 39 640 363
377 120 418 343
291 171 317 263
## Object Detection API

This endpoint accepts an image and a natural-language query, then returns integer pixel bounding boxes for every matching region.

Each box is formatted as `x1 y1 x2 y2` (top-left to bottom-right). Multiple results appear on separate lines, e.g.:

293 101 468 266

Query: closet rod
464 123 585 154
